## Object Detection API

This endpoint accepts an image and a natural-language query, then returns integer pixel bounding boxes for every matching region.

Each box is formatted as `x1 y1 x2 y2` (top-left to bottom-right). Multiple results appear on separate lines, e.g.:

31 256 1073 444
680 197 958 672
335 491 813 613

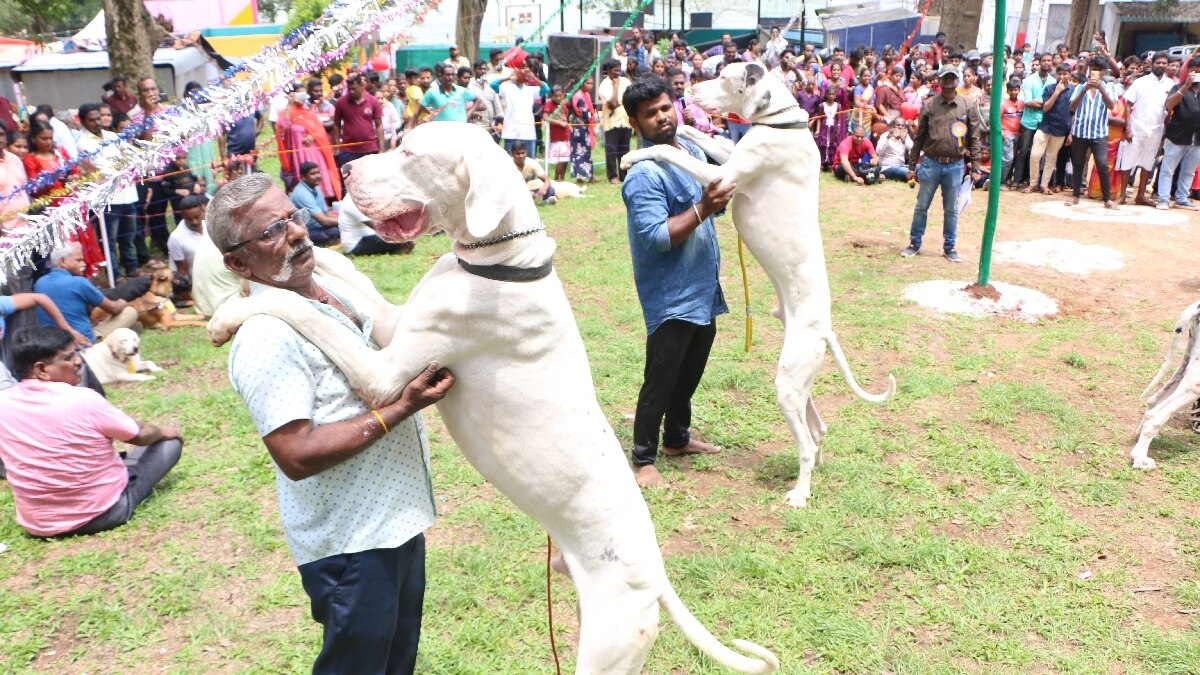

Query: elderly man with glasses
209 173 454 674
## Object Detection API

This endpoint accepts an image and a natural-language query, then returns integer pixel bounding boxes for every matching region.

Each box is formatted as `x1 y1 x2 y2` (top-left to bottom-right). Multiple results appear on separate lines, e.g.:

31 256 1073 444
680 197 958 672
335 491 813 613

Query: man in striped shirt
1069 57 1117 208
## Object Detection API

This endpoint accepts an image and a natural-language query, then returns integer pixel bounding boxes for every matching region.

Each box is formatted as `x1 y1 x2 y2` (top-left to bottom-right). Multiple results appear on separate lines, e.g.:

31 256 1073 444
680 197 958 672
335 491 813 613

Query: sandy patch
904 280 1059 322
1030 199 1189 226
993 238 1128 275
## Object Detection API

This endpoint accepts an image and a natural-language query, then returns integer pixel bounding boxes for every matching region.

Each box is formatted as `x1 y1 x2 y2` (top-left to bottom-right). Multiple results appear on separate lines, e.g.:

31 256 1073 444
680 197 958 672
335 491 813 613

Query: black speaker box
547 33 614 93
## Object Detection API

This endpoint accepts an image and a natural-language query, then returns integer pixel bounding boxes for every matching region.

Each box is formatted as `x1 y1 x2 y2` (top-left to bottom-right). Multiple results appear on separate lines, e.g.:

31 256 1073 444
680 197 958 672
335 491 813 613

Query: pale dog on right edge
622 62 896 507
1133 300 1200 469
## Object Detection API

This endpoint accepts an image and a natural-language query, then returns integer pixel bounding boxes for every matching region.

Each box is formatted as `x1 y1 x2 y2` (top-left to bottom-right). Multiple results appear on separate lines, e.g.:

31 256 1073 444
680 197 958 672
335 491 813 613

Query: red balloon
370 56 390 72
900 102 920 121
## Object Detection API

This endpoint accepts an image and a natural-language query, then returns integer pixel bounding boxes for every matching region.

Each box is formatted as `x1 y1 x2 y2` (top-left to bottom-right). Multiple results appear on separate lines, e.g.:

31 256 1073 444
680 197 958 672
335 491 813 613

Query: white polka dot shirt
229 276 436 566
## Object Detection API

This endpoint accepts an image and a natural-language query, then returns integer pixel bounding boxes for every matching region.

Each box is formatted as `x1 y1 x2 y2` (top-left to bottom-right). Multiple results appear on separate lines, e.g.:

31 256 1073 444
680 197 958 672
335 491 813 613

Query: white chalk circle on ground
1030 199 1188 226
992 238 1127 275
904 280 1059 322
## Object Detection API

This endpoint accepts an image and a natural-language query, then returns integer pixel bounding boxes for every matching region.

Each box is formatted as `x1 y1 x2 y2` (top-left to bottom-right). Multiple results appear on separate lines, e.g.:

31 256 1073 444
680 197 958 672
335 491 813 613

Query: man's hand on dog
700 177 736 218
390 362 456 415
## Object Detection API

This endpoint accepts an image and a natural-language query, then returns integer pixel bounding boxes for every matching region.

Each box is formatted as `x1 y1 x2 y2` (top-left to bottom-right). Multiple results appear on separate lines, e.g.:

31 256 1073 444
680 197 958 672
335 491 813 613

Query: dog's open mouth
375 200 428 242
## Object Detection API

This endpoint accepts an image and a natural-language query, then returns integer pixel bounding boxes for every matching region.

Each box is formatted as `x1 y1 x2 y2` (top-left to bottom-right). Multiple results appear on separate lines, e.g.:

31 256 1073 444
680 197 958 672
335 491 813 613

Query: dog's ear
742 62 767 89
462 146 514 239
741 64 773 120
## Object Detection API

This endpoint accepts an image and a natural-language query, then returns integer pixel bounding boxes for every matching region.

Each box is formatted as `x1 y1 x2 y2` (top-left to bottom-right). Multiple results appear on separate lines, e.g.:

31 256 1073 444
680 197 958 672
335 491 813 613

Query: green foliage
0 0 102 39
284 0 331 34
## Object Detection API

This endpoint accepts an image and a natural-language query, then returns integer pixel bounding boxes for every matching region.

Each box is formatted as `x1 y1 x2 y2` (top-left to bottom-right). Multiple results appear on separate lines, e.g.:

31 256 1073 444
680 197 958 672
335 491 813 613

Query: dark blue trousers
298 534 426 675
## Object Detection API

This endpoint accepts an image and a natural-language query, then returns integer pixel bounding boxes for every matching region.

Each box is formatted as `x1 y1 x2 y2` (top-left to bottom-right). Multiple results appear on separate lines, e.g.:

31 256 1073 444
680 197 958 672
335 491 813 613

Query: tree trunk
104 0 165 81
935 0 986 51
456 0 487 64
1064 0 1097 53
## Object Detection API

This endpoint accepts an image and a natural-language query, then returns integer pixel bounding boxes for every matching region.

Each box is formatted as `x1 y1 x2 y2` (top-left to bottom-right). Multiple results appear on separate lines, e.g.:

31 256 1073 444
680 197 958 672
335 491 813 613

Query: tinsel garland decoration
0 0 442 283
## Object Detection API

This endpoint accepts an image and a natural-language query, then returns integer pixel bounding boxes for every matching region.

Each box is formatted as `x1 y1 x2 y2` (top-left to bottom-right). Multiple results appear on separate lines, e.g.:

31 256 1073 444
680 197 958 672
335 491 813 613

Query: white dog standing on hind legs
208 122 778 674
621 62 897 507
1133 300 1200 469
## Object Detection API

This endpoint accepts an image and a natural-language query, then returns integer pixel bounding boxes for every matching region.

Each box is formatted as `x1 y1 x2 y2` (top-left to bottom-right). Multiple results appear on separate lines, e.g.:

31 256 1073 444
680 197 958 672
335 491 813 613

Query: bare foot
634 464 664 488
1134 197 1155 207
1068 196 1080 205
661 439 722 457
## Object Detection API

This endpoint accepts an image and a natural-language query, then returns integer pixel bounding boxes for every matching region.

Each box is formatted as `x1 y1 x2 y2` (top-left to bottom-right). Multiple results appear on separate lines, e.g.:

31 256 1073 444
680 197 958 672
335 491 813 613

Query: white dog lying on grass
83 327 162 384
1133 300 1200 469
208 122 779 674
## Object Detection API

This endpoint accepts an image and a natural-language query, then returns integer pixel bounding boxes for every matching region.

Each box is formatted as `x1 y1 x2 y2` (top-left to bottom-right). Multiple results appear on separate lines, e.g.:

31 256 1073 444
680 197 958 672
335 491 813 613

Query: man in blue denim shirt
620 76 736 488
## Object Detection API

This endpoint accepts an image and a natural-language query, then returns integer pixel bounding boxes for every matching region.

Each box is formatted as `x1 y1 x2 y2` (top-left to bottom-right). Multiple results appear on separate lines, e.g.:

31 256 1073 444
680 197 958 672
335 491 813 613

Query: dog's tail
661 586 780 673
1142 301 1200 403
822 331 897 403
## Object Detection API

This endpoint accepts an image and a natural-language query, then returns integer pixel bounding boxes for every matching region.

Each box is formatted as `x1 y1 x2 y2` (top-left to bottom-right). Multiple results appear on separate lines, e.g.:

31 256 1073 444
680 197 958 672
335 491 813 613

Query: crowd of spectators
0 20 1197 537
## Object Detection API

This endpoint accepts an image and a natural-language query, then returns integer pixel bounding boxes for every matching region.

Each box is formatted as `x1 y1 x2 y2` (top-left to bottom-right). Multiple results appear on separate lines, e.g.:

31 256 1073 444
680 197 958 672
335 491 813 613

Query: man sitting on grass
288 161 341 244
0 326 183 537
35 243 137 342
834 125 882 185
510 142 557 205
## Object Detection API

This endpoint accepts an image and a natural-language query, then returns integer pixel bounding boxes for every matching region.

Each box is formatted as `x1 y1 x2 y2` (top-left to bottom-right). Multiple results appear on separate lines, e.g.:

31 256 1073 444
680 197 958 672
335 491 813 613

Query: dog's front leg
621 145 730 188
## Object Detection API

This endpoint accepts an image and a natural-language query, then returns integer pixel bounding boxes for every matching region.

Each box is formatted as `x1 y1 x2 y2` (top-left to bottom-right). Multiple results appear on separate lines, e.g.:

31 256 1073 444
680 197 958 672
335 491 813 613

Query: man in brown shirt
901 65 983 263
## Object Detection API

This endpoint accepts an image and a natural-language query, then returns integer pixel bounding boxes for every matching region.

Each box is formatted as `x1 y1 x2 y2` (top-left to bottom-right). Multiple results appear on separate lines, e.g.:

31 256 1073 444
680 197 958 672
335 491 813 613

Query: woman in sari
1089 95 1127 202
277 89 342 200
568 78 596 184
812 85 849 171
24 122 104 276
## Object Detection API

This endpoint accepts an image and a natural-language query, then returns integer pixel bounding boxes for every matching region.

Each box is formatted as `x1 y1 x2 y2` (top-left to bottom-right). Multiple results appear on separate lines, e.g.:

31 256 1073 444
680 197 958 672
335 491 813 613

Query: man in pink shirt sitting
834 125 881 185
0 326 183 537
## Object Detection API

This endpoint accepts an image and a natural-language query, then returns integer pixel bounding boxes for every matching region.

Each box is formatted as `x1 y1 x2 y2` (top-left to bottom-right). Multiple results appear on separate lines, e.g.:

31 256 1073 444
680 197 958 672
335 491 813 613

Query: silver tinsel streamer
0 0 434 284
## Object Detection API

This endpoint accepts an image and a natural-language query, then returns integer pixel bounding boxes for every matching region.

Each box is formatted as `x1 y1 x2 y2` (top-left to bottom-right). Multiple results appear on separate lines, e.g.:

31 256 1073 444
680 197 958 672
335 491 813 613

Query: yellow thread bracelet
371 409 389 434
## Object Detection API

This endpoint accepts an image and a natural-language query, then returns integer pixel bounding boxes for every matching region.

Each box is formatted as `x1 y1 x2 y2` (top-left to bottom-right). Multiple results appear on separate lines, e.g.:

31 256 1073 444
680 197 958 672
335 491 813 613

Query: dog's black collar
753 104 808 129
456 255 554 282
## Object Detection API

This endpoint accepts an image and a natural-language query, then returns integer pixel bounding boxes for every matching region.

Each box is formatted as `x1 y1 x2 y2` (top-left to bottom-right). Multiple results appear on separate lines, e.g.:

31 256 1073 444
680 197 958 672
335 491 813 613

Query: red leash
547 534 563 675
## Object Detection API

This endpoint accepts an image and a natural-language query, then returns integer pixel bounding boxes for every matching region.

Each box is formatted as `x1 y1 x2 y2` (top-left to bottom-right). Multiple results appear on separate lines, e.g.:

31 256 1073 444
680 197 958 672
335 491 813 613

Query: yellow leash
736 235 753 352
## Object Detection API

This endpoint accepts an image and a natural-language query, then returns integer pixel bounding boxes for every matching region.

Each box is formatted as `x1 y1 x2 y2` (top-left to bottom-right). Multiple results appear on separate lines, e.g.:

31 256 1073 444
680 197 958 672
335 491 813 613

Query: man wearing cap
443 45 470 71
901 65 982 263
964 49 982 78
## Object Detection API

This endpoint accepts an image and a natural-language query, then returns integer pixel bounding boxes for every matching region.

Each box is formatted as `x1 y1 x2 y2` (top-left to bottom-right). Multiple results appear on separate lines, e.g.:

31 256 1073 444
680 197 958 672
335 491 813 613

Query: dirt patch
904 279 1059 321
964 283 1002 302
993 238 1127 276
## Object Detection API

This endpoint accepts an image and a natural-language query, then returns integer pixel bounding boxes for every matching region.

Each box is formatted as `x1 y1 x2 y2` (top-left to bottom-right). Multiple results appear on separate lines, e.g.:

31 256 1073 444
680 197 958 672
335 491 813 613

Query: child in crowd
542 85 571 181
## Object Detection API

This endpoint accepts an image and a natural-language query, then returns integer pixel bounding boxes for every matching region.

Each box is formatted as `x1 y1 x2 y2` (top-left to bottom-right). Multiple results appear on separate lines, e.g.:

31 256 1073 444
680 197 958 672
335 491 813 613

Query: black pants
1011 125 1037 185
350 236 415 256
632 319 716 466
1052 143 1071 188
604 127 632 181
63 439 183 536
335 150 374 169
1072 137 1110 200
298 534 426 675
834 161 881 184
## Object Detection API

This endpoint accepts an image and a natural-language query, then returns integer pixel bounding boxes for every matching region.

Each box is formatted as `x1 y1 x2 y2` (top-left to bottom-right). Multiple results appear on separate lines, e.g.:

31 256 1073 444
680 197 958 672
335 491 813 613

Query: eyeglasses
224 208 309 253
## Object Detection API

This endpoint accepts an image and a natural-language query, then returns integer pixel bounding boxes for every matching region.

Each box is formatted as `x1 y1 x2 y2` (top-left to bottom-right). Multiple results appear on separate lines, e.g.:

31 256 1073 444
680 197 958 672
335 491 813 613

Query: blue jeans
299 534 426 675
505 138 537 158
1158 140 1200 205
881 165 911 181
908 157 962 252
105 202 140 276
728 121 752 144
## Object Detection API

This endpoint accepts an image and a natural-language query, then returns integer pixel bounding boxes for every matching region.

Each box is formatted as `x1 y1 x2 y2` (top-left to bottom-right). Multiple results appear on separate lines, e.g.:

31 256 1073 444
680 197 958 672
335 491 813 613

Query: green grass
1 157 1199 673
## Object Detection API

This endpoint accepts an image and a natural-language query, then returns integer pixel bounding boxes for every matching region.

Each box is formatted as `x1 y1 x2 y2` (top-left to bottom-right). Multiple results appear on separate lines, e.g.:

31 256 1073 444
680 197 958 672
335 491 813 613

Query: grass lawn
2 144 1199 674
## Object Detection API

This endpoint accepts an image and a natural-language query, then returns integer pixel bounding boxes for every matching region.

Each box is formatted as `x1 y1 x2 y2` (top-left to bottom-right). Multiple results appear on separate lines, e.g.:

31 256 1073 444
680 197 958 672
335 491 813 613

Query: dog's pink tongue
375 204 427 242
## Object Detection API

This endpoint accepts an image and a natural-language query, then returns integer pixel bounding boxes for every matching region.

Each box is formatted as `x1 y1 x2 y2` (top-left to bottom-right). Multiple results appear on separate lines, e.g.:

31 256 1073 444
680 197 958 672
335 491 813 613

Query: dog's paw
1131 455 1158 470
206 318 239 346
145 362 163 372
784 488 809 508
620 152 651 170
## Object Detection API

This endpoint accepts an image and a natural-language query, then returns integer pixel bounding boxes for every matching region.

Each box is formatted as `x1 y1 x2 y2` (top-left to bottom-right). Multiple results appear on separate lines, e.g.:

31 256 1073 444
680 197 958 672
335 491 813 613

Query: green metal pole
976 0 1007 287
